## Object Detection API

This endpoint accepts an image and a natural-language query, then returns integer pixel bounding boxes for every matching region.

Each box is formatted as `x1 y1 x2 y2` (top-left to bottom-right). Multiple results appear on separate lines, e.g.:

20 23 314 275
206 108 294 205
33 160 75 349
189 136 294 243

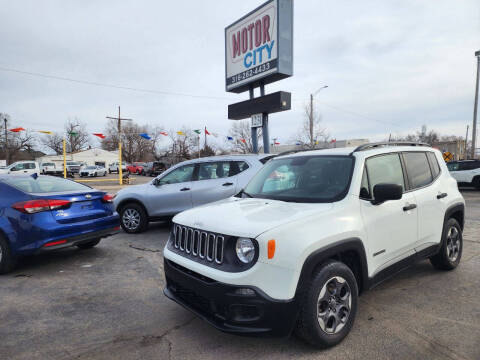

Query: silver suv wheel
122 208 141 231
317 276 352 334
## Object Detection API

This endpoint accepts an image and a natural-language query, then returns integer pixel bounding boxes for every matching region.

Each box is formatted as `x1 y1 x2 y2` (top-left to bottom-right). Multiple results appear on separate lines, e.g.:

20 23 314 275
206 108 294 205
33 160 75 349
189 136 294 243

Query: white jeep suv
446 160 480 190
163 143 465 348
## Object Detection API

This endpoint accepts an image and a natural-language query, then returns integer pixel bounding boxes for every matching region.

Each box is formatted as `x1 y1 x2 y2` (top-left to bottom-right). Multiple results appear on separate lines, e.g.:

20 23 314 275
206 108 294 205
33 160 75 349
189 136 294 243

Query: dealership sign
225 0 293 93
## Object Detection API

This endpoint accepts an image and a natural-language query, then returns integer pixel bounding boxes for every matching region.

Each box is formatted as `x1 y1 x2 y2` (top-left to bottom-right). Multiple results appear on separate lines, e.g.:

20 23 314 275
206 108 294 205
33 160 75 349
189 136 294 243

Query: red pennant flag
93 133 106 139
274 141 280 145
205 127 211 135
240 138 246 144
330 139 336 143
160 131 168 136
9 127 25 132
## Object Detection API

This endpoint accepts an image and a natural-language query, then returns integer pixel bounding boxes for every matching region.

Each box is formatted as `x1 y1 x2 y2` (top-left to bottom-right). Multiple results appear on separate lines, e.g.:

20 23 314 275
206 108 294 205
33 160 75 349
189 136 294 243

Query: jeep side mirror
372 183 402 205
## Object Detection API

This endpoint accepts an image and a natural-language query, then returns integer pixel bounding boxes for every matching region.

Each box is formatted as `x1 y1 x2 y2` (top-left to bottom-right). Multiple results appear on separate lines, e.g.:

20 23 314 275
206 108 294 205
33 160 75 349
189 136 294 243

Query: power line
0 65 231 101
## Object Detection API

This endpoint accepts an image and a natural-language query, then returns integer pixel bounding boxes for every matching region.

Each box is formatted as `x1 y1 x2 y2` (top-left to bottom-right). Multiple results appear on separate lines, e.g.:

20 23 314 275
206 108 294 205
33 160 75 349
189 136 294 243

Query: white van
0 161 40 176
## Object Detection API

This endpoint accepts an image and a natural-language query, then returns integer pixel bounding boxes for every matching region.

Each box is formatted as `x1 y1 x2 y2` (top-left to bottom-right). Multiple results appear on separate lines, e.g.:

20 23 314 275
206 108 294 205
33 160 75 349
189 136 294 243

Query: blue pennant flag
227 136 233 141
140 133 151 140
295 142 301 146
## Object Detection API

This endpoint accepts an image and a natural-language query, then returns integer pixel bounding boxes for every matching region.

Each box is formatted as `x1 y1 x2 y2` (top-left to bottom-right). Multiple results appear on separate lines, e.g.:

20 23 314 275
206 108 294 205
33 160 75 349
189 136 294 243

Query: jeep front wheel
430 218 462 270
295 260 358 348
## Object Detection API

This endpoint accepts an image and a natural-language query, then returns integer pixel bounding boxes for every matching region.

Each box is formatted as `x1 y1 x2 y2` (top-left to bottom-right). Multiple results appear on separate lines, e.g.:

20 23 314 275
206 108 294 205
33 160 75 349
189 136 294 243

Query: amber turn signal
267 239 276 259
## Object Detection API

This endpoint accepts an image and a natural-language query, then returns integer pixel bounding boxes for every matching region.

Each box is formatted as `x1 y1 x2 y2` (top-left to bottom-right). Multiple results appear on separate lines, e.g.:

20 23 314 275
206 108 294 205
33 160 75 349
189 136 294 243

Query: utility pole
472 50 480 159
465 125 469 159
2 114 8 165
107 106 132 185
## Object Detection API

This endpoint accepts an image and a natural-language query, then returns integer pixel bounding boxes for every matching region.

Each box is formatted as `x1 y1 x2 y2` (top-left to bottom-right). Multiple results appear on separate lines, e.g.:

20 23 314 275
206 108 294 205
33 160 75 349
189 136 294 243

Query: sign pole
260 83 270 154
250 86 258 154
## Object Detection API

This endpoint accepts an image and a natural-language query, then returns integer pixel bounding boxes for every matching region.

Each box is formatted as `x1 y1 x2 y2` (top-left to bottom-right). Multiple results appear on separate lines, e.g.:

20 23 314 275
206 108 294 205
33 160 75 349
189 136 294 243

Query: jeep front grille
173 225 224 264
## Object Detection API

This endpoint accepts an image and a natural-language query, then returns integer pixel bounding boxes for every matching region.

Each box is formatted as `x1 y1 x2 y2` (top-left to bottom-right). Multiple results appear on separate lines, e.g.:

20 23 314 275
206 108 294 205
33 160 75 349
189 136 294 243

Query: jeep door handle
180 187 190 191
222 182 234 186
437 193 448 199
403 204 417 211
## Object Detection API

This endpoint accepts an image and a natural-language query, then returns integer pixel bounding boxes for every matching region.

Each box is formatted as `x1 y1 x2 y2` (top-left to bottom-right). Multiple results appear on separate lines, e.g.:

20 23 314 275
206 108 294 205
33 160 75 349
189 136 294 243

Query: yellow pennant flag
176 131 185 136
38 130 53 135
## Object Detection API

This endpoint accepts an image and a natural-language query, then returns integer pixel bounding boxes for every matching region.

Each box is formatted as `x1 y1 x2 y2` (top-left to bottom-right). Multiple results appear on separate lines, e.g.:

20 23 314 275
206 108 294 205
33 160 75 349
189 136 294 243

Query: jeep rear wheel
430 218 462 270
295 260 358 348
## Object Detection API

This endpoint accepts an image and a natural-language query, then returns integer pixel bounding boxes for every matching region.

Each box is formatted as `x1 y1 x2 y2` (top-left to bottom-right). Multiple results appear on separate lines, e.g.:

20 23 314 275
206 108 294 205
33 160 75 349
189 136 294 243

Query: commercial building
36 148 119 167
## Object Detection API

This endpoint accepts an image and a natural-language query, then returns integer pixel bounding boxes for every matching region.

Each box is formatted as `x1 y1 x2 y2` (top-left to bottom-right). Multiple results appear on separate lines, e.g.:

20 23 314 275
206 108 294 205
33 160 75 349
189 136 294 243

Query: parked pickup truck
41 162 63 176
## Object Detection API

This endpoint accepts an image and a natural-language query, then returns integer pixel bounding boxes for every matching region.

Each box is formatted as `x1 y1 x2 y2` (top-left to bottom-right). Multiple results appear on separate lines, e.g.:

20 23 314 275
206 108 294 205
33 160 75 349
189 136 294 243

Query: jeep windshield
242 155 354 203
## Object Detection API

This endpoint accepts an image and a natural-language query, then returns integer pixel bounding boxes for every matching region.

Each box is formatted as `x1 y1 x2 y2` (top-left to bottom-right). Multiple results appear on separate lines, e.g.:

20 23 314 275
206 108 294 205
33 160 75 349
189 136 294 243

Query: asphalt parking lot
1 189 479 360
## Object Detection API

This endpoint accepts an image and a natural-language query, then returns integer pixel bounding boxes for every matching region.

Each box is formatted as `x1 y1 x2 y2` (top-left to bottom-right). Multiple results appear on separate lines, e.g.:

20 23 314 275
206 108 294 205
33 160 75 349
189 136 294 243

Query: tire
0 234 17 274
77 239 101 249
473 176 480 190
103 171 106 176
430 218 463 270
119 203 148 234
295 260 358 348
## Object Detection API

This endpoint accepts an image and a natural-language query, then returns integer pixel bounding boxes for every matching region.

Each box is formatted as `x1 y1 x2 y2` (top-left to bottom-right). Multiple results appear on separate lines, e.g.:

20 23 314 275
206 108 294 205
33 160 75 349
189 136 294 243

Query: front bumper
163 259 299 337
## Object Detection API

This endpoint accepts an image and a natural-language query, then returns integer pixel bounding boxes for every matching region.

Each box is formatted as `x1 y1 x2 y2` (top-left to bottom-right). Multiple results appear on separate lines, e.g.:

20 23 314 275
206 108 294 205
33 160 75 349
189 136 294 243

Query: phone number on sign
228 62 275 85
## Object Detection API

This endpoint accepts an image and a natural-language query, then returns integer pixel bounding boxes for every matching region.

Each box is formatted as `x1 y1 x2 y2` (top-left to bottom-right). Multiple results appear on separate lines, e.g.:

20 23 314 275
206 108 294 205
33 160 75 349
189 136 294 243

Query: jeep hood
173 197 334 238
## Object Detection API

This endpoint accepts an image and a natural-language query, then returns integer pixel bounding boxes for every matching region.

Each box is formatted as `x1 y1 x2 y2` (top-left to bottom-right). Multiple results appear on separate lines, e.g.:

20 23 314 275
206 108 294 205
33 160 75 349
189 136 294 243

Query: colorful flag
205 128 211 135
93 133 106 139
330 139 336 143
274 141 280 145
193 129 201 134
160 131 168 136
295 142 301 146
9 127 25 132
177 131 185 136
140 133 151 140
68 131 78 137
240 138 246 144
227 136 233 141
38 130 53 135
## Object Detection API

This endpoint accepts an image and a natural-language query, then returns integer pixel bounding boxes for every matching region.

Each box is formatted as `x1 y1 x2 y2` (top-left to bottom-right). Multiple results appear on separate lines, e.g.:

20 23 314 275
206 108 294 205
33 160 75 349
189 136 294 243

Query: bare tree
40 133 64 154
102 119 166 162
227 120 262 154
0 114 36 163
294 105 329 149
65 118 91 153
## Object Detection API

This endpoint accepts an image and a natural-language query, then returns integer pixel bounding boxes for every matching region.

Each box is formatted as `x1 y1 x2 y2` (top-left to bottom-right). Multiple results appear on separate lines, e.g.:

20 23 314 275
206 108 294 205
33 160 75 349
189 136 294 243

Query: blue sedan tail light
12 199 71 214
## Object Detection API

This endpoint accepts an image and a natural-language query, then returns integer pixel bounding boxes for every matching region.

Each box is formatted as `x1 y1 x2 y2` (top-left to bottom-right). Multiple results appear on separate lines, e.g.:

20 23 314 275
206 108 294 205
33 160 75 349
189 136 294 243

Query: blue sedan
0 174 120 273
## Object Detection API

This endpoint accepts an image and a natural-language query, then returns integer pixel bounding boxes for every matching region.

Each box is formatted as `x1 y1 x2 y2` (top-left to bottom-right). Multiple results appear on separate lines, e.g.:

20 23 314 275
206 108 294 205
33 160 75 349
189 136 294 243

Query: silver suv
114 154 274 233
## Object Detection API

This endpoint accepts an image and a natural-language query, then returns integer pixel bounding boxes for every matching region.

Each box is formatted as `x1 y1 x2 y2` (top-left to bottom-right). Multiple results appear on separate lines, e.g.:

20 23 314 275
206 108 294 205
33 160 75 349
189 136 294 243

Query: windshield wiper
236 189 254 198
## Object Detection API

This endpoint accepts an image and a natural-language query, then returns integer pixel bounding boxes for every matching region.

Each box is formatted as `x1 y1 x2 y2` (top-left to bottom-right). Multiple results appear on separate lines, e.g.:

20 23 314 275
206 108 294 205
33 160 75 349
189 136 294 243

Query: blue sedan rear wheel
0 234 17 274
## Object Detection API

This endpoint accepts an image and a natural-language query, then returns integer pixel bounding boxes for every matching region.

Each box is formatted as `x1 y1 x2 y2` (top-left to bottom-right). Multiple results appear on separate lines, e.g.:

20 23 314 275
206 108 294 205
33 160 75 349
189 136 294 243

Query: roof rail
276 147 326 157
351 141 430 154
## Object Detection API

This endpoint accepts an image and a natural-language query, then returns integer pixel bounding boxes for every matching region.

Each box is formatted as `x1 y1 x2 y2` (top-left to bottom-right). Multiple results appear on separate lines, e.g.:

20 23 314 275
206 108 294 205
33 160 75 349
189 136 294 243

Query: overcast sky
1 0 479 150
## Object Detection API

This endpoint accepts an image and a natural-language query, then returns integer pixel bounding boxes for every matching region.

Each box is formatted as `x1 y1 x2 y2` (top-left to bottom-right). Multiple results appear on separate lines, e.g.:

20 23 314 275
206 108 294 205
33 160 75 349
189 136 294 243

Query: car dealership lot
1 190 479 360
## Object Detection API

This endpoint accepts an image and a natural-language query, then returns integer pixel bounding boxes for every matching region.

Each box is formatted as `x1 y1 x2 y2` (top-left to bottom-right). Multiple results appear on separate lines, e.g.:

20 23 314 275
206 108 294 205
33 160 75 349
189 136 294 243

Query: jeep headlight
235 237 255 263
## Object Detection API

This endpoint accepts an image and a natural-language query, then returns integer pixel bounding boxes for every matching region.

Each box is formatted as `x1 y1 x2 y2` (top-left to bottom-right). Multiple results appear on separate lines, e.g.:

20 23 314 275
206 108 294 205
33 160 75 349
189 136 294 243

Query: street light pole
472 50 480 159
310 86 328 148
